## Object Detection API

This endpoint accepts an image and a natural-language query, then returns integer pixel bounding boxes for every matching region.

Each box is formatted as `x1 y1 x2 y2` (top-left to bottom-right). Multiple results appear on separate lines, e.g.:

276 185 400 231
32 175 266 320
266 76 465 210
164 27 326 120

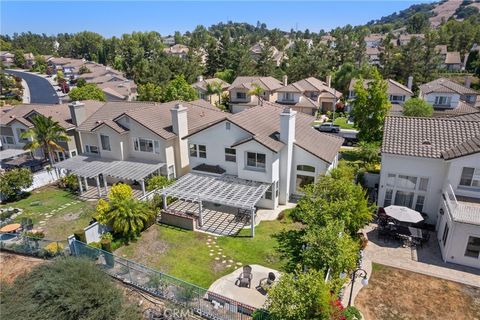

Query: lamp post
341 268 368 307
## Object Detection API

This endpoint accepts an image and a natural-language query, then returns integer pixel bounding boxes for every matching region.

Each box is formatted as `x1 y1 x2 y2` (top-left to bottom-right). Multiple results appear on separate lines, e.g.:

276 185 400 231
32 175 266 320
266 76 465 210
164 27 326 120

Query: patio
208 264 280 309
78 183 144 200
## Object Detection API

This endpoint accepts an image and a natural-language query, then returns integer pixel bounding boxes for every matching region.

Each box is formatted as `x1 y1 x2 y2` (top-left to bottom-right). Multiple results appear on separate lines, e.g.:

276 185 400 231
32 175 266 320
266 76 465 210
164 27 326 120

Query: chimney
170 104 189 175
279 107 296 205
283 75 288 86
326 75 332 88
464 76 471 88
407 76 413 91
68 101 86 126
197 75 204 82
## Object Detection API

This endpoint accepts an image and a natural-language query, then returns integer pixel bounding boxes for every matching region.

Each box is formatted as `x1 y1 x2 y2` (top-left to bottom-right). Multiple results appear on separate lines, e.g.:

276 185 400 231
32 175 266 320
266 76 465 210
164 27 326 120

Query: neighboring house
398 33 425 46
378 115 480 269
23 53 36 69
419 78 478 116
0 101 104 162
228 76 284 113
0 51 14 67
320 35 336 47
364 34 385 48
366 47 381 65
162 36 176 46
276 76 342 115
349 78 413 105
75 99 226 180
249 42 285 66
47 57 86 78
435 45 463 71
184 102 344 209
191 76 230 105
163 44 189 59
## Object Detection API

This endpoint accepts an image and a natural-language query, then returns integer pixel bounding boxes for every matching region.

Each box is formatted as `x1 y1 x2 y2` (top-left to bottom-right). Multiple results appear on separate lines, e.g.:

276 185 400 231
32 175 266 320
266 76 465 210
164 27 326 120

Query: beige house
228 76 284 113
191 76 230 105
0 51 14 67
163 44 189 59
435 45 463 71
249 42 285 66
276 76 342 115
398 33 425 46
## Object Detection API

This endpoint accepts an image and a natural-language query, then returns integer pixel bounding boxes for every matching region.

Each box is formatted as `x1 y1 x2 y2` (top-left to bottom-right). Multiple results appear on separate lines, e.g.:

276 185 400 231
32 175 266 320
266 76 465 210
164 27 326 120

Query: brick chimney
171 104 189 176
279 107 296 205
68 101 86 126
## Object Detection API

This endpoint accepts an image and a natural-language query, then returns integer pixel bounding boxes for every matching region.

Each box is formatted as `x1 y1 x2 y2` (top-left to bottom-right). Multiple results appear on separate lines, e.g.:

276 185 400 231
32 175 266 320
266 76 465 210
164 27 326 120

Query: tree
205 80 224 105
146 175 173 191
31 54 47 73
161 75 197 102
265 269 332 320
76 77 87 87
21 115 70 166
357 141 380 164
0 257 140 320
95 183 154 241
351 69 391 143
248 83 264 106
406 12 429 34
68 83 106 101
215 69 235 83
13 49 26 68
0 168 33 201
137 83 162 101
402 98 433 117
78 64 91 74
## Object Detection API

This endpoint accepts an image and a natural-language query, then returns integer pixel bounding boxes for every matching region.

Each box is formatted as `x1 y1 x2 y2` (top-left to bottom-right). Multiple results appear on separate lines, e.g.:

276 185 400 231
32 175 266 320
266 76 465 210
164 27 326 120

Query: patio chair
235 265 253 288
259 272 276 288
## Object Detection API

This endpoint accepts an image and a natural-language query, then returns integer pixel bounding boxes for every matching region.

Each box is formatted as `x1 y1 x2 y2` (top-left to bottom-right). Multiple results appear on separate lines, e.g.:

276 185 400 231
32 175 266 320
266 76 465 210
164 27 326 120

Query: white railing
443 183 458 219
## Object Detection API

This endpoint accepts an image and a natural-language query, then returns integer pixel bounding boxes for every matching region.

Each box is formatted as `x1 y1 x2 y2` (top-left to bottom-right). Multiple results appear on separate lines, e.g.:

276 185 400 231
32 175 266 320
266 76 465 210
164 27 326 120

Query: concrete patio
208 264 281 309
78 182 144 201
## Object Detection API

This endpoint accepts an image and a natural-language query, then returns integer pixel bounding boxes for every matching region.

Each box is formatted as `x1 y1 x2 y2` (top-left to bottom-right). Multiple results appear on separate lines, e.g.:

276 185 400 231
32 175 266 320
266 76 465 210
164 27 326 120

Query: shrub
0 168 33 201
43 242 64 257
108 183 133 201
58 173 79 191
146 175 173 191
24 231 45 239
73 230 86 243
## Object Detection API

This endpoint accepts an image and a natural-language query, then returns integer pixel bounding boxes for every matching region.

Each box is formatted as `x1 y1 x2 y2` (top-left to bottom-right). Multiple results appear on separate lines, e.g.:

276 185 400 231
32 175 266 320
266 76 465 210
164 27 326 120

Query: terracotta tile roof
349 79 413 96
441 135 480 160
228 102 343 163
229 76 283 91
278 77 342 98
419 78 478 95
432 101 479 117
79 100 226 141
382 116 480 159
444 112 480 122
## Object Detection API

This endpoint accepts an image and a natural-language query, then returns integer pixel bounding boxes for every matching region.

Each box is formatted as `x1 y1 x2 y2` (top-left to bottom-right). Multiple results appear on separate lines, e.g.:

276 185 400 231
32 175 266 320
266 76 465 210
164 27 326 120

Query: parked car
315 123 340 133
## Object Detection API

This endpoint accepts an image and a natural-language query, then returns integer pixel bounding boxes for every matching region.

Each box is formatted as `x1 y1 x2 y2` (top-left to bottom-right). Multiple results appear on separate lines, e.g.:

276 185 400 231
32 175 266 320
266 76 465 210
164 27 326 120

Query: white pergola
160 172 270 237
54 155 165 197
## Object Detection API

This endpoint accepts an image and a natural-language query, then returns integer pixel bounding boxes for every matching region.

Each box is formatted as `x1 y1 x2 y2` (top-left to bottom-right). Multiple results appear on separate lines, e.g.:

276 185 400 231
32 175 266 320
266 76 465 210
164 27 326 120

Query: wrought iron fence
70 239 268 320
0 234 67 258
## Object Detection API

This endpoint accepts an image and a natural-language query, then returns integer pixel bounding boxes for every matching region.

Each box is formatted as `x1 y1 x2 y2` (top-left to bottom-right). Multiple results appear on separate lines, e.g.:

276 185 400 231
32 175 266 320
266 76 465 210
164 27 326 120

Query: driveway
6 70 59 104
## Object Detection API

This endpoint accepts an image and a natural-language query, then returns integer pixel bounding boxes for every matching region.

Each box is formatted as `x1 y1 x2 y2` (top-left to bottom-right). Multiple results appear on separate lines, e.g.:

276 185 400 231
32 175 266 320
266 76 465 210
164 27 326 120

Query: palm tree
248 83 264 106
206 80 224 106
108 198 154 241
21 115 70 165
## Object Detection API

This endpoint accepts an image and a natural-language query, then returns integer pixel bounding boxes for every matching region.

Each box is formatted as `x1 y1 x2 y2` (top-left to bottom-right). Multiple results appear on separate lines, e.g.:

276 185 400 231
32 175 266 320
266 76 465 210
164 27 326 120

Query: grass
355 263 480 320
0 186 95 240
333 117 355 129
115 213 300 288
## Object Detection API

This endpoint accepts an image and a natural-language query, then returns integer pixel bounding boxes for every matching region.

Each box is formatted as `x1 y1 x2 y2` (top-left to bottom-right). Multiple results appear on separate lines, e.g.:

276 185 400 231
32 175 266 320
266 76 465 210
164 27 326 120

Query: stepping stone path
30 201 77 229
206 235 243 269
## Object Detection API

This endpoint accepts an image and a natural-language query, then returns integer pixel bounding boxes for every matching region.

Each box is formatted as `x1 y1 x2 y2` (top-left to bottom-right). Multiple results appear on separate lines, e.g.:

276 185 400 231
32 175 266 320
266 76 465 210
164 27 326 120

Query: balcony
443 184 480 225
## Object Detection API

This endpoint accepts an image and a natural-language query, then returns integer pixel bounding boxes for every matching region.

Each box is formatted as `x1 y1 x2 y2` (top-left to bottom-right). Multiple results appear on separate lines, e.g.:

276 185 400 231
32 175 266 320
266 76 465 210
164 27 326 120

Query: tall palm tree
248 83 264 106
21 115 70 165
206 80 224 106
108 198 154 241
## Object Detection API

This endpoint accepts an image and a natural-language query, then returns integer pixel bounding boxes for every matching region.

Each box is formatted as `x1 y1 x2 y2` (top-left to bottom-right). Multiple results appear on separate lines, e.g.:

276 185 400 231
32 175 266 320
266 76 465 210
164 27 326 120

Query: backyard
355 263 480 320
0 186 94 240
115 212 301 288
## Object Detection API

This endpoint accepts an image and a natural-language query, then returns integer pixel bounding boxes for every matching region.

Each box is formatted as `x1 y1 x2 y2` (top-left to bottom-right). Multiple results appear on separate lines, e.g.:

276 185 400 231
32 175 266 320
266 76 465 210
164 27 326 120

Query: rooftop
229 76 283 92
419 78 478 95
349 78 413 96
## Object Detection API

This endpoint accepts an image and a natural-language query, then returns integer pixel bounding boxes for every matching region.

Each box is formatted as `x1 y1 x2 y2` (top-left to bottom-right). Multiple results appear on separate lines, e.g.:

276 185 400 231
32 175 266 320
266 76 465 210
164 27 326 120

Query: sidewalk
21 78 30 103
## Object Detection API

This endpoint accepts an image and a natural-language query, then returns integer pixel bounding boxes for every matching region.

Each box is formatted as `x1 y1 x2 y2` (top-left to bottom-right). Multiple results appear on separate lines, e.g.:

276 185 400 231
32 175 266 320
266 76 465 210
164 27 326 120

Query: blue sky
2 1 434 37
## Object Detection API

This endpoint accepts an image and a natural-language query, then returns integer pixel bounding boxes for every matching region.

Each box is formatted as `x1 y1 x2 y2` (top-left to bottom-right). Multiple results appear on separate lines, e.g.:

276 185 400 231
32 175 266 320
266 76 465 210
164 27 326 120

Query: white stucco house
378 114 480 269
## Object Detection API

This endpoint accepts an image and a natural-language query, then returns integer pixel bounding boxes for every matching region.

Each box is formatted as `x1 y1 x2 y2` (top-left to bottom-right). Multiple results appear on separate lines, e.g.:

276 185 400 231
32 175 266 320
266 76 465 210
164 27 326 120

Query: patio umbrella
384 205 424 224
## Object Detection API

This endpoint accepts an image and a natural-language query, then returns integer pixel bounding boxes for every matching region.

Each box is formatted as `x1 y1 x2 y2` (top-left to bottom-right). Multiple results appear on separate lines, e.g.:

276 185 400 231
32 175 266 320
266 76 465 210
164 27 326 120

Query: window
189 144 207 158
133 138 159 153
168 165 175 180
464 236 480 258
225 148 236 162
16 128 28 143
384 189 393 207
85 145 99 154
296 175 315 192
394 190 414 208
442 224 449 244
284 92 294 101
297 165 315 173
236 92 246 99
100 134 111 151
225 122 231 130
459 167 480 188
386 173 396 187
246 152 266 169
397 175 417 190
419 178 429 191
434 96 451 106
264 184 273 200
390 95 405 102
415 195 425 212
275 181 279 198
2 136 14 144
71 150 77 157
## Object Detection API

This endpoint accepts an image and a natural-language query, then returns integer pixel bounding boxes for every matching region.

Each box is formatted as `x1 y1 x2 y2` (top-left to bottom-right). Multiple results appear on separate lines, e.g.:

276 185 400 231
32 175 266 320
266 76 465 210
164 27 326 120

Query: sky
1 1 434 37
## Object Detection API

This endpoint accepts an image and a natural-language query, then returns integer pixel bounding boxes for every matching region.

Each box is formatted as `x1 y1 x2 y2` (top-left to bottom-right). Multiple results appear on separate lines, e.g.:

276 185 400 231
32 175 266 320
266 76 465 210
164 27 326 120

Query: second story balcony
443 184 480 225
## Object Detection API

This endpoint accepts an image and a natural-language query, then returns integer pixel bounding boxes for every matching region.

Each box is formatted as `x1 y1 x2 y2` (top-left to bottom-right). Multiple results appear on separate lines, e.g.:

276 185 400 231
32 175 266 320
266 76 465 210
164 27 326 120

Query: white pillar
141 179 146 196
95 176 102 197
83 177 89 191
250 208 256 237
77 176 84 194
162 194 167 210
103 175 108 194
198 201 203 227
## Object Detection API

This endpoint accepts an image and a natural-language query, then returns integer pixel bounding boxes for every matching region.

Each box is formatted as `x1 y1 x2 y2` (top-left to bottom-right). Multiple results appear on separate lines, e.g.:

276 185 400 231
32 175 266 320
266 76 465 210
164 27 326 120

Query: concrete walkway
20 78 30 103
362 223 480 288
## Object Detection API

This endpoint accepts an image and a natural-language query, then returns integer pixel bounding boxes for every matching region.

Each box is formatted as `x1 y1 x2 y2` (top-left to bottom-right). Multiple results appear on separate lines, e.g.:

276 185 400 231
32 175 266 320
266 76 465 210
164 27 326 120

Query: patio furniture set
377 206 431 248
235 265 277 295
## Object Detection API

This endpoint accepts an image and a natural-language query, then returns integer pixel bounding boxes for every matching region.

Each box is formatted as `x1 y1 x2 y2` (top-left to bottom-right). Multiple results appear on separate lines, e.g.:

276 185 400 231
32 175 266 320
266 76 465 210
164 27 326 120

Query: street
6 70 59 104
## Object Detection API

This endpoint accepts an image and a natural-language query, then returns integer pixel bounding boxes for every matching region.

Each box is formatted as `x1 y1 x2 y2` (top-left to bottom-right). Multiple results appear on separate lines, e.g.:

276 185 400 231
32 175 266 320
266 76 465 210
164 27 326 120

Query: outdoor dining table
408 226 423 239
0 223 21 233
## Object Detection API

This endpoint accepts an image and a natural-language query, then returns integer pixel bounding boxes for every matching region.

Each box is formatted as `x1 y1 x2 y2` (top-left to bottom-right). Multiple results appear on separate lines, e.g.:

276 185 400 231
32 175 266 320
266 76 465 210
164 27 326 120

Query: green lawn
0 186 95 240
116 214 300 288
333 117 355 129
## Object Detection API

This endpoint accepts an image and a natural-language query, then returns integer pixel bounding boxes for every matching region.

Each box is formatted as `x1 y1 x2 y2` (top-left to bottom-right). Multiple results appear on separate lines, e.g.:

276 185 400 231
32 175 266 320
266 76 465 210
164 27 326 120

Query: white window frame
167 165 175 180
246 152 266 171
189 144 207 159
284 92 294 101
434 96 451 106
464 236 480 259
225 148 236 162
459 167 480 189
383 173 429 212
85 145 99 154
236 92 247 100
133 137 160 154
100 134 111 151
389 95 405 102
2 135 15 144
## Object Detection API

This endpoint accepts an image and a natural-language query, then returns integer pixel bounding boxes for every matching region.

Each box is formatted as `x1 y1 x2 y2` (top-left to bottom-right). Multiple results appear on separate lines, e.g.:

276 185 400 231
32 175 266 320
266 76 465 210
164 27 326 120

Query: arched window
297 165 315 173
